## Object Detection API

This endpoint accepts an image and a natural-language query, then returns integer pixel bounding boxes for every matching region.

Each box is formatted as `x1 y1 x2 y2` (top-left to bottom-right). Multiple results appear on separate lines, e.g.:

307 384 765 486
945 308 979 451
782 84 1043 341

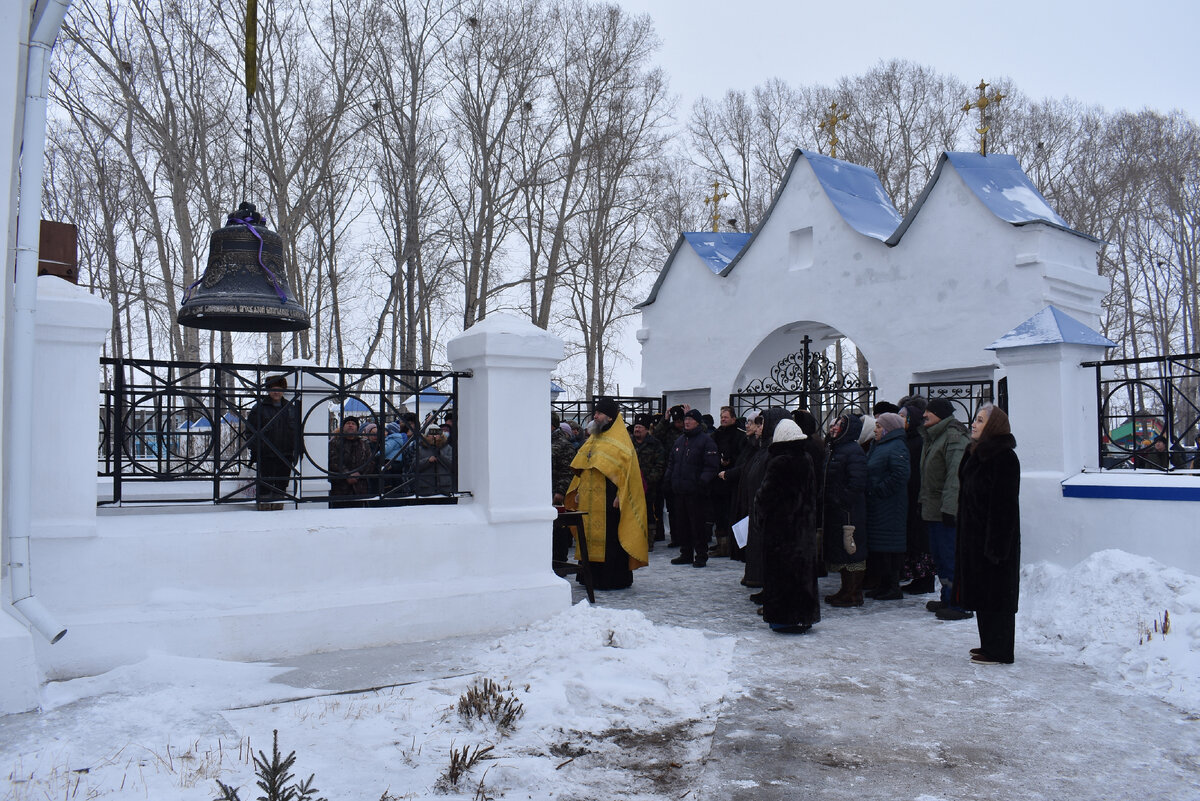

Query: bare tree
441 0 546 328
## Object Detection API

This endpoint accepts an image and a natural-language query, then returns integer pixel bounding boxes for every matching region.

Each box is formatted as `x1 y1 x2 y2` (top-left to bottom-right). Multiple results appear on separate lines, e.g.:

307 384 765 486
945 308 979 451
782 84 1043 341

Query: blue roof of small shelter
986 305 1117 350
682 232 752 274
804 151 902 241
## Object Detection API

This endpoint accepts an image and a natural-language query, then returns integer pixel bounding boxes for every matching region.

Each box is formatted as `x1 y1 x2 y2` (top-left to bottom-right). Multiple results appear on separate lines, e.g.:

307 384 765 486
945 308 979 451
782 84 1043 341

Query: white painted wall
637 153 1107 408
0 0 41 714
10 310 571 682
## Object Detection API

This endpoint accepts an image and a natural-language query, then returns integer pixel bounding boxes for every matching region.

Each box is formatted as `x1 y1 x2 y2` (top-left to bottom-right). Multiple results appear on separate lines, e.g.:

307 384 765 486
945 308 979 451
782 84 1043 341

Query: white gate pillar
447 314 563 522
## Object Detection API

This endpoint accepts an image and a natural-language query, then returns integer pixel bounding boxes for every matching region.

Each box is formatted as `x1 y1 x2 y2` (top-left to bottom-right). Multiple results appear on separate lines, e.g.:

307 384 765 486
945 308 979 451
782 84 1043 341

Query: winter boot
901 575 936 595
830 571 865 607
824 570 850 605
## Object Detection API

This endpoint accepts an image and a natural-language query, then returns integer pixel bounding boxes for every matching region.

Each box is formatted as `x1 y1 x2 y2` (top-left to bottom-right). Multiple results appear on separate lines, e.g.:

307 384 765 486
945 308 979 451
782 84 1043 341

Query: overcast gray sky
615 0 1198 123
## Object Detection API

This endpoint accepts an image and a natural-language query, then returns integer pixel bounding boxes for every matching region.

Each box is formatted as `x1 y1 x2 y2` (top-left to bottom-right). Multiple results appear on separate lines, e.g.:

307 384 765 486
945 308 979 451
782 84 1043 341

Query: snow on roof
944 152 1068 226
803 151 902 241
681 232 753 274
889 152 1099 245
986 305 1117 350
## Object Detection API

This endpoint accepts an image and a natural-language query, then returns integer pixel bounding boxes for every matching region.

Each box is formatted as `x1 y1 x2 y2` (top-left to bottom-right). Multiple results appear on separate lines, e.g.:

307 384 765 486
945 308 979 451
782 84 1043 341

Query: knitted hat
594 396 620 419
685 408 704 424
559 421 574 435
386 421 403 435
424 422 443 435
771 418 807 443
342 416 359 427
876 412 905 434
926 398 956 422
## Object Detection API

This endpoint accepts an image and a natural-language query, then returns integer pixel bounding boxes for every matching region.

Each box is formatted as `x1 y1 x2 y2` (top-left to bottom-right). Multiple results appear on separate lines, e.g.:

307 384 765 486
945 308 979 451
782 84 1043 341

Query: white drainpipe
7 0 74 643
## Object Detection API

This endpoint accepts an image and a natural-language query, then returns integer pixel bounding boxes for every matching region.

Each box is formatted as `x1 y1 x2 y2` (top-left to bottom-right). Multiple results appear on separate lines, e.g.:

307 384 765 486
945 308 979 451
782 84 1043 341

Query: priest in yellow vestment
565 397 649 589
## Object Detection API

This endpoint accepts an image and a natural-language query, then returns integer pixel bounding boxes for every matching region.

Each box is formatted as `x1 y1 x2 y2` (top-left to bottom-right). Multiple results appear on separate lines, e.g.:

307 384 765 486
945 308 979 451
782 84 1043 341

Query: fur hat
633 414 653 429
771 418 807 443
265 375 287 390
594 396 620 419
926 398 956 422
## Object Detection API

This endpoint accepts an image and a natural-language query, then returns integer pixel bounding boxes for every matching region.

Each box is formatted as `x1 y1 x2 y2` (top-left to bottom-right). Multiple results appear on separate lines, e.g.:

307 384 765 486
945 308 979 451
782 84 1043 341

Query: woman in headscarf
953 404 1021 665
822 413 868 607
864 413 910 601
738 407 790 591
754 418 821 633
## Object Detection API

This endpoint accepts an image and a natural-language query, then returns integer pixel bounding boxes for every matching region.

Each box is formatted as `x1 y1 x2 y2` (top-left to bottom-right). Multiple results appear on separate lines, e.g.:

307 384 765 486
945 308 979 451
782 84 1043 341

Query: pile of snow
3 549 1197 800
1020 549 1200 712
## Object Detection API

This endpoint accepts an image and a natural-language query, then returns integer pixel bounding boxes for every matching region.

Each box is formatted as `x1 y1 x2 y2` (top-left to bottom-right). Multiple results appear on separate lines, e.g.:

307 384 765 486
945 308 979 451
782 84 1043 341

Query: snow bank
1020 549 1200 713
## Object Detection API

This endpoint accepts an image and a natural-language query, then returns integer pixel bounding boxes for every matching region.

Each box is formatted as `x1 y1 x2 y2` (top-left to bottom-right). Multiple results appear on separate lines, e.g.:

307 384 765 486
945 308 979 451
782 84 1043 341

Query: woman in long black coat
823 413 868 606
753 418 820 633
953 404 1021 665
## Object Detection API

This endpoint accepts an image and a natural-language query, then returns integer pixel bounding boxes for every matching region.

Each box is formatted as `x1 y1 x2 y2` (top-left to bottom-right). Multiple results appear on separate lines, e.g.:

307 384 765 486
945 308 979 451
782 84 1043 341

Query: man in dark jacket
664 409 720 567
653 406 686 543
631 415 666 552
329 416 375 507
920 398 970 619
246 375 300 504
710 406 747 557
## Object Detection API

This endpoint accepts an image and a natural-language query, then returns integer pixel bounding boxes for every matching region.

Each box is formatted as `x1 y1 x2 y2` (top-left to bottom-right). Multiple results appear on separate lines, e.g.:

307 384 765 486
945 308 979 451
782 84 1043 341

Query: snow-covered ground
2 547 1197 800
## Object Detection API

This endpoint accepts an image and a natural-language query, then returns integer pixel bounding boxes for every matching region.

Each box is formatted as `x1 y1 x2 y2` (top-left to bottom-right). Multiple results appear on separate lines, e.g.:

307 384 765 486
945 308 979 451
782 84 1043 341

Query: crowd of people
244 375 456 508
554 395 1022 665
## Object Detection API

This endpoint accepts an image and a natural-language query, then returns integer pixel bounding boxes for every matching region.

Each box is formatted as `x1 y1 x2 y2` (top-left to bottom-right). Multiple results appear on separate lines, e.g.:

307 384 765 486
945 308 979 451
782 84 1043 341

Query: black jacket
822 415 868 563
665 427 720 496
953 434 1021 613
246 396 299 465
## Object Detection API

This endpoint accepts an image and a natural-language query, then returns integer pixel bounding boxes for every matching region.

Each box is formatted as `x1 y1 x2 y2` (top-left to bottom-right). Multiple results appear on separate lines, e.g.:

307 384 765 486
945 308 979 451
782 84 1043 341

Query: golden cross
704 181 729 233
818 102 851 158
962 79 1005 156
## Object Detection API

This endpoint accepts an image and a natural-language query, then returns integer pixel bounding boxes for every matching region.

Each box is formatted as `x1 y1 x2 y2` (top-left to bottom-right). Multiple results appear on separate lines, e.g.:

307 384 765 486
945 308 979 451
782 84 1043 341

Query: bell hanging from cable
178 202 310 332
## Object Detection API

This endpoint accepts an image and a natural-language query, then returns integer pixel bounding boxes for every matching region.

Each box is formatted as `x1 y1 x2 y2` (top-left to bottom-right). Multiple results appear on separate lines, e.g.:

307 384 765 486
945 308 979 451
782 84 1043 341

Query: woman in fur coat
753 418 821 633
953 404 1021 665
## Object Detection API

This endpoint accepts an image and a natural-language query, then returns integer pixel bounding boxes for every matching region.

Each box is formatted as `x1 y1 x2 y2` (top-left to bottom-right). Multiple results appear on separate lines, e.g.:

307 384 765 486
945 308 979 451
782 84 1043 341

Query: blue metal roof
804 151 902 241
945 152 1069 227
682 232 752 274
986 305 1116 350
888 152 1100 246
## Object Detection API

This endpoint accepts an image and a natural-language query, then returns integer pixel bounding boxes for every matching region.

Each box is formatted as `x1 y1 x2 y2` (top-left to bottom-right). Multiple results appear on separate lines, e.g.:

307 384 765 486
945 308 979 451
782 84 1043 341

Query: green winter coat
919 415 968 522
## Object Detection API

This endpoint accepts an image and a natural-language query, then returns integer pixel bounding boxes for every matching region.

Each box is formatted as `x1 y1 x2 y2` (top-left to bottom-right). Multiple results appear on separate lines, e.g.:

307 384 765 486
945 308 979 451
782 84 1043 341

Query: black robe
953 434 1020 613
754 439 821 626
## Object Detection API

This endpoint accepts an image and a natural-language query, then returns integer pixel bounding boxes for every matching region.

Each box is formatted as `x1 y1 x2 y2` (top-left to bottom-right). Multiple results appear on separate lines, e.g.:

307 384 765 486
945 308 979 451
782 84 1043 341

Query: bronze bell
178 202 310 332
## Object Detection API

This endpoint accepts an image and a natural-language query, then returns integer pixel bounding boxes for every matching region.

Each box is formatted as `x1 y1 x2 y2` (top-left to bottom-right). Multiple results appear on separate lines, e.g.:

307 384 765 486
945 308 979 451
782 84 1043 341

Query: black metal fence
1082 352 1200 471
551 395 665 425
907 381 996 422
98 358 469 506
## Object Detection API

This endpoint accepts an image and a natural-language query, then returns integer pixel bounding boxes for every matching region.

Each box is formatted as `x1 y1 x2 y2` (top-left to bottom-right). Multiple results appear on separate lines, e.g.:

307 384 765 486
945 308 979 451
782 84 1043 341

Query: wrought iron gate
729 336 876 429
907 380 996 421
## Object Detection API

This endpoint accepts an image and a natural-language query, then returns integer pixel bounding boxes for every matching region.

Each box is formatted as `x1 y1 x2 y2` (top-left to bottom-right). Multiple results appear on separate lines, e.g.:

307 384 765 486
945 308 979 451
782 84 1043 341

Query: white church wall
1023 474 1200 576
17 311 571 681
639 152 1107 416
